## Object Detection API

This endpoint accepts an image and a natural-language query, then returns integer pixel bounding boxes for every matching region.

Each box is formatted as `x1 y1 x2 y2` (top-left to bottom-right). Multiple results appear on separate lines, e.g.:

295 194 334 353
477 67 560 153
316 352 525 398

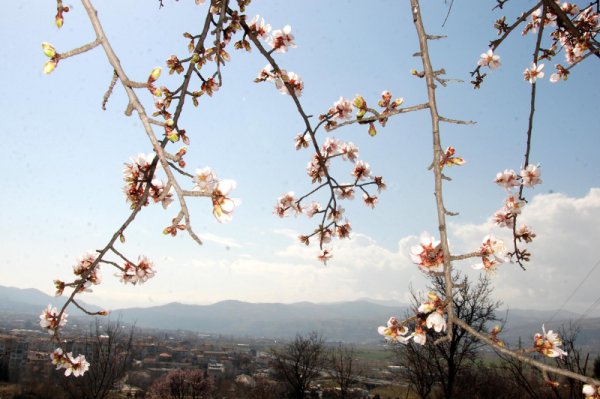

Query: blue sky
1 1 599 317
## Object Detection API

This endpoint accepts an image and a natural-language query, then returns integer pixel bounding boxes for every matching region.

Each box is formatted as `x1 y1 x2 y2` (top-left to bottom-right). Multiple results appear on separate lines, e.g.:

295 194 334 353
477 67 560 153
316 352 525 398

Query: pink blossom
363 194 378 209
472 257 500 273
411 328 427 345
410 234 444 273
520 164 542 188
534 325 567 358
294 133 310 150
418 292 441 314
336 186 355 200
50 348 67 368
193 167 218 194
256 64 275 82
322 137 342 156
494 169 520 190
275 71 303 97
524 62 545 83
328 97 353 120
306 156 328 183
504 194 526 215
275 191 301 217
317 248 333 264
478 49 501 69
73 252 101 290
269 25 296 53
64 353 90 377
305 201 322 218
247 15 271 40
426 310 447 333
377 316 410 343
39 305 68 334
336 220 352 239
149 179 174 209
119 255 156 285
340 142 359 161
479 234 509 263
492 209 514 228
352 160 371 181
516 224 536 243
212 180 241 223
329 206 345 222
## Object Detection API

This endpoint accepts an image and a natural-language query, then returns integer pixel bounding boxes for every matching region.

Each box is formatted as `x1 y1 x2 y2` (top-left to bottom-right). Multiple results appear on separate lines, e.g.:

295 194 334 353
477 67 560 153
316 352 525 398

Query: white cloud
450 188 600 315
198 232 242 248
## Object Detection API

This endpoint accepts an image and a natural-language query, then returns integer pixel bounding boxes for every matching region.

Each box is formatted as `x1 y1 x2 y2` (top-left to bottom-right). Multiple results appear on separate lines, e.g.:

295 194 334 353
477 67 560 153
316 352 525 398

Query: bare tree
271 332 326 399
328 343 362 399
147 369 213 399
395 272 502 399
61 318 134 399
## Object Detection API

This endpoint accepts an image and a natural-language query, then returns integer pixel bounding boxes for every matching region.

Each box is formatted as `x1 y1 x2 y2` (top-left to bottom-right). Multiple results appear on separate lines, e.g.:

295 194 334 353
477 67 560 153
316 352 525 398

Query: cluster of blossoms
410 234 444 273
193 167 240 224
39 305 68 335
522 2 599 83
275 96 386 263
533 325 568 358
123 153 174 210
40 304 89 377
51 348 90 377
323 92 404 136
118 255 156 285
72 251 101 292
476 2 598 86
489 165 542 263
244 15 297 53
583 384 600 398
377 292 447 346
245 15 301 97
472 234 509 273
255 64 304 97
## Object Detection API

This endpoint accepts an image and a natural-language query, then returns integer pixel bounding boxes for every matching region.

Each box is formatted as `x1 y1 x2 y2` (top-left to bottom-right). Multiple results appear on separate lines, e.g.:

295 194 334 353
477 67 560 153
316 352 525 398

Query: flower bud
98 310 109 316
392 97 404 107
167 132 179 142
43 60 57 74
368 123 377 137
149 67 162 81
352 95 366 110
42 42 56 58
55 14 64 28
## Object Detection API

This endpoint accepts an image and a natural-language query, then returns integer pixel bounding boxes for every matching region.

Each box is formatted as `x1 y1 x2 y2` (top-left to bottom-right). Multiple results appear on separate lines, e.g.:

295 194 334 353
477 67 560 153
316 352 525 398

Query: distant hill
0 285 101 316
1 285 598 347
111 299 407 343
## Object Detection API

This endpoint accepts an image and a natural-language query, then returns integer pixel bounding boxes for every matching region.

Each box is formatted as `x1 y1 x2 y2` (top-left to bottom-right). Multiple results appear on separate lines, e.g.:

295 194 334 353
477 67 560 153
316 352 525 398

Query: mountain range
1 285 598 348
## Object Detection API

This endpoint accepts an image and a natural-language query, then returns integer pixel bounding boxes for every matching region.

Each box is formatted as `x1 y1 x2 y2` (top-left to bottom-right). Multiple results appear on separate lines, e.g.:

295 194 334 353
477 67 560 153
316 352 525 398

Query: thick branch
453 317 600 386
410 0 455 341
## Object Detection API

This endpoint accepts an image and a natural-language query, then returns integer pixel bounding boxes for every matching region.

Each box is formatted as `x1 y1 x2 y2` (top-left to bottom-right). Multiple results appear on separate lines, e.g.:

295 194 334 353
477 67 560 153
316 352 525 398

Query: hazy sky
2 1 599 317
